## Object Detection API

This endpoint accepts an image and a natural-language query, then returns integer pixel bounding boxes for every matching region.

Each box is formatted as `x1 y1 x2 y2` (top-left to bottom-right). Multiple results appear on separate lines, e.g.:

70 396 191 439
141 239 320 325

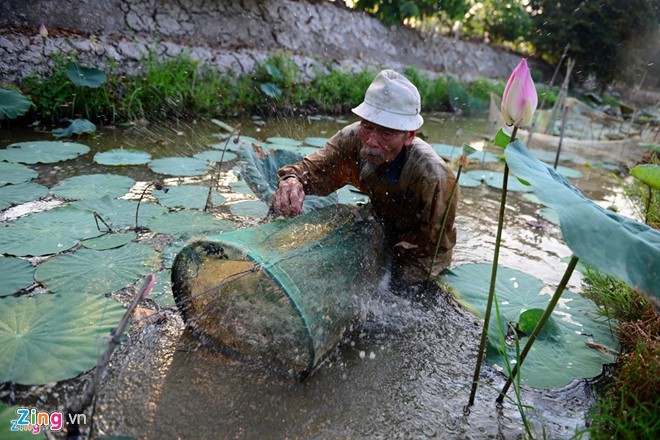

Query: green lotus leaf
266 143 301 152
517 308 559 338
638 142 660 153
259 82 281 99
0 182 49 210
153 185 225 210
65 62 107 88
0 403 37 438
440 263 618 388
0 294 125 384
51 174 135 200
303 137 329 148
0 141 90 164
208 139 245 152
539 207 560 225
630 164 660 190
162 239 187 269
0 88 32 119
150 269 174 307
0 258 34 297
229 200 270 218
0 206 102 256
146 210 237 237
471 150 502 163
298 146 320 156
229 180 256 196
555 165 583 179
148 157 211 176
193 150 238 163
80 232 134 250
266 137 302 146
70 195 167 230
457 172 483 188
210 118 235 133
94 149 152 166
52 119 96 138
0 162 38 187
465 170 532 192
505 140 660 299
35 242 159 296
494 128 513 148
337 185 370 205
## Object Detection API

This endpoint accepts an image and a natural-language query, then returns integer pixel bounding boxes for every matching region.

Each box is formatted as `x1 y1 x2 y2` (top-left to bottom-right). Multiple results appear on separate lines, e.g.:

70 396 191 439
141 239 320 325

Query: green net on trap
172 143 383 376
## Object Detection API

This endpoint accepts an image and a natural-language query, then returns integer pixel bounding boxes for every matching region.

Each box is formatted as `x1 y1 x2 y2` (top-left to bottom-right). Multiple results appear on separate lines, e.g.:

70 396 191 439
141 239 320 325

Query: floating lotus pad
71 196 167 230
439 263 618 389
431 143 461 159
193 150 238 163
471 150 502 163
94 149 152 166
465 169 532 192
0 141 90 164
148 157 212 176
0 206 102 256
153 185 225 210
0 294 125 384
51 174 135 200
556 166 583 179
52 119 96 138
229 180 256 196
80 232 134 250
0 258 34 297
35 242 159 296
162 239 187 269
229 200 270 218
150 269 175 307
265 143 301 152
146 210 237 237
0 162 38 187
0 182 49 210
266 137 302 146
457 173 483 188
303 137 329 148
337 185 370 205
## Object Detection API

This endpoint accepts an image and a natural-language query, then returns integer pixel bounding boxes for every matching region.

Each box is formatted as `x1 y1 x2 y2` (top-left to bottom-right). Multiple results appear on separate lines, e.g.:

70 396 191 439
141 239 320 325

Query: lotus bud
501 58 538 128
39 23 48 38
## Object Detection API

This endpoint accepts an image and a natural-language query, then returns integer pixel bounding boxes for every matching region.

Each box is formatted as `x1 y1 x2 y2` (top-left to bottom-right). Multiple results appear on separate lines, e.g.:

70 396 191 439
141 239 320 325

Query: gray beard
359 159 380 181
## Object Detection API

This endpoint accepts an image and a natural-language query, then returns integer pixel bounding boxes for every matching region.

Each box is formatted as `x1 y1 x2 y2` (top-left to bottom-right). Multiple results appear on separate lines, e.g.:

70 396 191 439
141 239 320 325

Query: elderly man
273 69 458 292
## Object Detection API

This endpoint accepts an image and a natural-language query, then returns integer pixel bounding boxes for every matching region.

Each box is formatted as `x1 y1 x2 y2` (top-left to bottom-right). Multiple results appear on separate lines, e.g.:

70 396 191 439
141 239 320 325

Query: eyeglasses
359 122 406 142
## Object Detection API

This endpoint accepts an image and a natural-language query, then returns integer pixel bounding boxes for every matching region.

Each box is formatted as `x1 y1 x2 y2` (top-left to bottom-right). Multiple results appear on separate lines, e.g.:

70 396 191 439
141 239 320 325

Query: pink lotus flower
39 23 48 38
501 58 538 127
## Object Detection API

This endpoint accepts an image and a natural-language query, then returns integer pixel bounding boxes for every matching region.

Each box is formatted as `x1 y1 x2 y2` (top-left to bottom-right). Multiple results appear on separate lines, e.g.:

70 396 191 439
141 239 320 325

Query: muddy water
2 113 646 438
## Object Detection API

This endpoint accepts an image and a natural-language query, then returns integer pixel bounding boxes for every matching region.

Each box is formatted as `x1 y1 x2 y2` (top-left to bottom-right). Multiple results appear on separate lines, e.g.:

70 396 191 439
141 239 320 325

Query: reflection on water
2 111 644 438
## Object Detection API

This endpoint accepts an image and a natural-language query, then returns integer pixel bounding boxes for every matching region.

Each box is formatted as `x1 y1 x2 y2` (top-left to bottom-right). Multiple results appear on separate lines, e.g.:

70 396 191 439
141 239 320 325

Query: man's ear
404 130 416 147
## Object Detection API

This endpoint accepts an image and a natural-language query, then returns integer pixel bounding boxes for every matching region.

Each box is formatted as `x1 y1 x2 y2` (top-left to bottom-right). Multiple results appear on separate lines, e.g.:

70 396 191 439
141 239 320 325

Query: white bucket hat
352 69 424 131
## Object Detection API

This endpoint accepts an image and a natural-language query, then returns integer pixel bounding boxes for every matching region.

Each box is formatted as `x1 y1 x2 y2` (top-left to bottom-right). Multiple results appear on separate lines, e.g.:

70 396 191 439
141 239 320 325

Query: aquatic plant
0 88 32 120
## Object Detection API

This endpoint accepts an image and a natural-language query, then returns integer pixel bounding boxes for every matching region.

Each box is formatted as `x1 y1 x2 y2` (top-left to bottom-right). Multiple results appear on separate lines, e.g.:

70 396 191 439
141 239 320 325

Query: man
272 69 458 291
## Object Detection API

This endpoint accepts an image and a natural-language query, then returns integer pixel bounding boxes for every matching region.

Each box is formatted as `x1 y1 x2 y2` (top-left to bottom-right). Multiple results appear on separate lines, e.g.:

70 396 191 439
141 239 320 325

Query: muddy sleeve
278 127 360 196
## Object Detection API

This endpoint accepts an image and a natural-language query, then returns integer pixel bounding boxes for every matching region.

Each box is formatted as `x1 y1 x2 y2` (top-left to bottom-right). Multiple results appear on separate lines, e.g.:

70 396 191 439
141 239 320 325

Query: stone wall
0 0 537 84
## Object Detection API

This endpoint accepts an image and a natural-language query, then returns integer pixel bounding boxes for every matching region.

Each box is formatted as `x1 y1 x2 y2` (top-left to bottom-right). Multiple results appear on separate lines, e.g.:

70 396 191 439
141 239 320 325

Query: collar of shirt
382 147 407 186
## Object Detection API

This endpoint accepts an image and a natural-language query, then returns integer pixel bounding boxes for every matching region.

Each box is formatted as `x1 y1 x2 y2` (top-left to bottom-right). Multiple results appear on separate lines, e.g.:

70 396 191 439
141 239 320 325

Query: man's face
358 120 415 167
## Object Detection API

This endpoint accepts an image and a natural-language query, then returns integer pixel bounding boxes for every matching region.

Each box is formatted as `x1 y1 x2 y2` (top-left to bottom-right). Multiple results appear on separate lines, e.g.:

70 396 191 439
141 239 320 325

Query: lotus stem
468 126 517 406
427 165 463 288
496 255 580 404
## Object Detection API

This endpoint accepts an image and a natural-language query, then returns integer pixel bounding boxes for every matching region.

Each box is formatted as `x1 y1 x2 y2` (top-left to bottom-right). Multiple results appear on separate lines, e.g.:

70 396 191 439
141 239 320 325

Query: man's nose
365 132 381 148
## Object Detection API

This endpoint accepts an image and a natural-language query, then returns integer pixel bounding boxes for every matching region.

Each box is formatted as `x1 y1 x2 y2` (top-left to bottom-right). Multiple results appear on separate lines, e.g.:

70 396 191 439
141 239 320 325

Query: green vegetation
580 267 659 440
8 51 510 126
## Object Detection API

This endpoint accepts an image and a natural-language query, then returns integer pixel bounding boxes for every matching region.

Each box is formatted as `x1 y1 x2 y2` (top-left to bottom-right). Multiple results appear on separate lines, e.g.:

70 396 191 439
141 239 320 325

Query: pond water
0 112 648 439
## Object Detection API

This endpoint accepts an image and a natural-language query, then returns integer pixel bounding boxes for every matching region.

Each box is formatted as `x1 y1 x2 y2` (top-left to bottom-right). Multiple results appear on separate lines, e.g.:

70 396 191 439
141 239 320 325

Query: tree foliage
527 0 660 87
350 0 469 26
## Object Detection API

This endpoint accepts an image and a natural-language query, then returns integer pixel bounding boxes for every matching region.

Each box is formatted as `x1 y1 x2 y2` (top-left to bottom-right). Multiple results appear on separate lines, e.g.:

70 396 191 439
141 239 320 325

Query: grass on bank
10 50 558 126
581 267 659 440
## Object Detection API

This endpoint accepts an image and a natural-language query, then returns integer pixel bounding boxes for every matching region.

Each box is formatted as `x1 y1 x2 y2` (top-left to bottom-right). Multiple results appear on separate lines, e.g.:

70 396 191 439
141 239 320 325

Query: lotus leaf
0 141 90 164
539 207 560 225
0 182 49 210
0 258 34 297
260 82 281 98
0 206 102 256
148 157 211 176
431 144 461 159
465 170 532 192
35 242 159 296
229 200 270 218
0 294 125 384
303 137 329 148
555 165 583 179
229 180 256 196
266 143 301 152
337 186 370 205
439 263 618 388
210 118 235 133
471 150 502 163
65 62 107 88
94 149 152 166
146 210 237 237
505 140 660 299
298 146 320 156
150 269 175 307
0 88 32 119
70 195 167 230
266 137 303 146
162 240 187 269
209 139 248 152
51 174 135 200
457 173 483 188
80 232 134 250
52 119 96 138
630 164 660 190
0 162 38 187
153 185 225 210
193 150 238 163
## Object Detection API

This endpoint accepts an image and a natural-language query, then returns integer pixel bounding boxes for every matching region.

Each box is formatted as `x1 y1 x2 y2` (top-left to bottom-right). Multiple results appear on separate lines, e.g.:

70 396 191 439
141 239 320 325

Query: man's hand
272 177 305 217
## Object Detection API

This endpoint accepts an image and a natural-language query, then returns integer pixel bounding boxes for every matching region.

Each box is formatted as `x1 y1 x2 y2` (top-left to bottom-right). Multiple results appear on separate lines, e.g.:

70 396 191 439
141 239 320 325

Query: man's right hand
272 177 305 217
